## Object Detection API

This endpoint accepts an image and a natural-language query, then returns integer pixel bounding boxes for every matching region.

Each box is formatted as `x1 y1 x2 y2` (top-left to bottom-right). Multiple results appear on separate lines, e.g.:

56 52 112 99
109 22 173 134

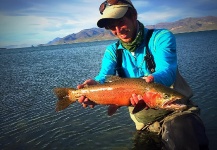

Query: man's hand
142 75 154 83
129 76 153 109
77 79 98 108
130 94 149 110
130 94 143 106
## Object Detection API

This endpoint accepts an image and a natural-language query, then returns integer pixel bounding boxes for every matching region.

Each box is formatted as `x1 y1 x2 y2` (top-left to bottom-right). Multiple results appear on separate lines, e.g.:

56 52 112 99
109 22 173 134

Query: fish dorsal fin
105 75 122 83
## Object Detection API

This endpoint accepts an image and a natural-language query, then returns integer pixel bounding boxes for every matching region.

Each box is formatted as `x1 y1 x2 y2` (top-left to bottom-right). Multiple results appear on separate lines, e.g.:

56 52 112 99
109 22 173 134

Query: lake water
0 30 217 150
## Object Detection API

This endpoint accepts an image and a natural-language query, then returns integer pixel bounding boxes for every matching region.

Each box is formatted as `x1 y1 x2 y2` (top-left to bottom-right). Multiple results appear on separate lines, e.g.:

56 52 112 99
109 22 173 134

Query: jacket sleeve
151 30 177 86
94 44 117 83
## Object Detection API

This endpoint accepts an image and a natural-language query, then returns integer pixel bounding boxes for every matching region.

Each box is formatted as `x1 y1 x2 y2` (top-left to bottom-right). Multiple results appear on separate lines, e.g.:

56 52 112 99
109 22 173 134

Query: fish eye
163 94 170 99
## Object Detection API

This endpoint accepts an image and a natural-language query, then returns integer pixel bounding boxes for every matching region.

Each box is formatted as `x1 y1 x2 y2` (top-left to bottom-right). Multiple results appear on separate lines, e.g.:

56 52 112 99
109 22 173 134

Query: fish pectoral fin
132 100 147 114
108 105 120 116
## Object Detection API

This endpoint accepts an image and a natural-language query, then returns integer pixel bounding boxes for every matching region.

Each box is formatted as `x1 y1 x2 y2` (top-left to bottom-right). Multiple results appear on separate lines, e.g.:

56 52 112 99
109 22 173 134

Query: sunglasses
99 0 134 15
105 17 127 30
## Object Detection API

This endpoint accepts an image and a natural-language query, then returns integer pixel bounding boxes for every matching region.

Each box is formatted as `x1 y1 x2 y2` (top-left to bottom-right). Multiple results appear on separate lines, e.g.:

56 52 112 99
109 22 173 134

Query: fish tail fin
53 88 77 112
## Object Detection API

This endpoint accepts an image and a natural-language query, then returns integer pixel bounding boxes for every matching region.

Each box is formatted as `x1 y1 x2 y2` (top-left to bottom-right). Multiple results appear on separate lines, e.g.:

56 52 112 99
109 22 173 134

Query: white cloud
0 15 53 46
138 9 180 25
0 8 99 47
0 0 102 47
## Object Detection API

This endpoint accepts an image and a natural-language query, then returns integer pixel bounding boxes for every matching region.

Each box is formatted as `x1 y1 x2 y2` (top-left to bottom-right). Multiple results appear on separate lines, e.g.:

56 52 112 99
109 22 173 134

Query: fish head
159 92 187 111
142 87 187 111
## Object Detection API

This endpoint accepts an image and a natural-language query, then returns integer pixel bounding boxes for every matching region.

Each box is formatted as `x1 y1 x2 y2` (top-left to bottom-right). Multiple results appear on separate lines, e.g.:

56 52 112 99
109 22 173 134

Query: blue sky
0 0 217 48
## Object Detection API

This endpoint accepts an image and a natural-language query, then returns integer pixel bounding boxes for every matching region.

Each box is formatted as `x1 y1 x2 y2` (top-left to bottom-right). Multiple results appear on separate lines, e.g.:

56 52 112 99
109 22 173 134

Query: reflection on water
0 31 217 149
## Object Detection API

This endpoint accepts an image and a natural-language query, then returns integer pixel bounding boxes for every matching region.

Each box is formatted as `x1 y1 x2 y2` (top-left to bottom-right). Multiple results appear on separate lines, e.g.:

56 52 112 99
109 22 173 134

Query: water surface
0 31 216 150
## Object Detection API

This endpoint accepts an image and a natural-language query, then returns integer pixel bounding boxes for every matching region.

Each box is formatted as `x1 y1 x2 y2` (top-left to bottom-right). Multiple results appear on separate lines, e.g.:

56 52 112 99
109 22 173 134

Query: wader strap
116 40 126 77
144 29 155 73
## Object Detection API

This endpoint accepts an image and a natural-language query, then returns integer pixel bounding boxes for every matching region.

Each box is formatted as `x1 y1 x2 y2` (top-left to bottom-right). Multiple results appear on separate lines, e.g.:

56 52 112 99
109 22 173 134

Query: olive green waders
129 105 209 149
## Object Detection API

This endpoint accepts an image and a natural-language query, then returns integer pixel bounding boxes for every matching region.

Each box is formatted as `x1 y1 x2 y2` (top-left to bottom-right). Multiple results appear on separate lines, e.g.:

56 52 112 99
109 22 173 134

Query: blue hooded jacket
95 28 177 87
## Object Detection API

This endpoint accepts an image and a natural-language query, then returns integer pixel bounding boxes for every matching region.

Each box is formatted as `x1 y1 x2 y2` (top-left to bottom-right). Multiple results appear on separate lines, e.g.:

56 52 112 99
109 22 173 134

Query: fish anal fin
108 105 120 116
132 100 147 114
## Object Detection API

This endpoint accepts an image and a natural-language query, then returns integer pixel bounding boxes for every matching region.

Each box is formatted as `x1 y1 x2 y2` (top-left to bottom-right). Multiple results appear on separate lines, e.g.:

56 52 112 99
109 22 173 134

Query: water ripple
1 32 217 149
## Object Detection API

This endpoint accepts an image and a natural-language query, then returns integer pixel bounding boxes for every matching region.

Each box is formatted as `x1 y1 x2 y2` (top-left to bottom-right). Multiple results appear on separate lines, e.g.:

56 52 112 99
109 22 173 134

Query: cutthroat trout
54 76 187 115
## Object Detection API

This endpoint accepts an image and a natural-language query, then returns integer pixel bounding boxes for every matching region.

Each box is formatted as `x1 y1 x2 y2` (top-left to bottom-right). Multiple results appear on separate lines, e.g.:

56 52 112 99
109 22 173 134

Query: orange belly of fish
83 87 140 106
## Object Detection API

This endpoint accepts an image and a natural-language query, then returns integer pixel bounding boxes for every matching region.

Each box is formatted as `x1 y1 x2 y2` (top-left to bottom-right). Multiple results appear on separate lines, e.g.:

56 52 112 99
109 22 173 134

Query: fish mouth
162 98 187 111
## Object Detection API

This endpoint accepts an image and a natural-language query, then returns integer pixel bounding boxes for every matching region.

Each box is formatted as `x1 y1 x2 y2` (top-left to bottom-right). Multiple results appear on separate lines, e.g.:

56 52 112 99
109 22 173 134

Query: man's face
106 16 137 43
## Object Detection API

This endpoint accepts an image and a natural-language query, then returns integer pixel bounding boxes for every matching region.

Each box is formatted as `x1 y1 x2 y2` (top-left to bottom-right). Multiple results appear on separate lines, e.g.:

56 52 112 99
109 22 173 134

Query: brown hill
146 16 217 33
45 16 217 45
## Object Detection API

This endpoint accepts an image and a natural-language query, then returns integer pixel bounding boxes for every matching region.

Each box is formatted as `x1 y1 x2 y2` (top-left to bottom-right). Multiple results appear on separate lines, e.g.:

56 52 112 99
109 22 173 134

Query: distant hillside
42 16 217 46
45 28 115 46
146 16 217 33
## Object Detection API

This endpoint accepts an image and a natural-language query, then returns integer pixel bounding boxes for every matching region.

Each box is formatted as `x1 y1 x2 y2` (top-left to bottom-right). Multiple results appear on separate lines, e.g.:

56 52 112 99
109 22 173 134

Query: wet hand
130 94 149 110
142 75 154 83
77 79 98 108
130 94 143 106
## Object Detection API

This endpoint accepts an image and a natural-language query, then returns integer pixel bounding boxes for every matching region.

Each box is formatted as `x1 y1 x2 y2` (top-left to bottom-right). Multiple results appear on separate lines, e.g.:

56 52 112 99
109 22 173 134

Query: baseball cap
97 0 134 28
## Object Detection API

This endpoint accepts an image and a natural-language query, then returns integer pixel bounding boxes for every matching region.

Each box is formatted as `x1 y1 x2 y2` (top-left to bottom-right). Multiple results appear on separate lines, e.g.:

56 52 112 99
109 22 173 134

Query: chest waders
115 29 209 149
115 29 200 132
115 29 171 130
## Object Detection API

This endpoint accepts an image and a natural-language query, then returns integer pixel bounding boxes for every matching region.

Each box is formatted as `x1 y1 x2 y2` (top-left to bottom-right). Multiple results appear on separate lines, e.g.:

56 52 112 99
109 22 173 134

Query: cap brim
97 5 129 28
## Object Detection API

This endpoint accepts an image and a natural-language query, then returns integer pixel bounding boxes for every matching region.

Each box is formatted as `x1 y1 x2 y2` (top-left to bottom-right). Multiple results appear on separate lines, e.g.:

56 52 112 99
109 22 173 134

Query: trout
54 76 187 115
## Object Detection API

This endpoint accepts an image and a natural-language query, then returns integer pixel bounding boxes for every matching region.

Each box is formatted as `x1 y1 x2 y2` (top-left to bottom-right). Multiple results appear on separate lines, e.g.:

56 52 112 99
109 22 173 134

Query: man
77 0 209 149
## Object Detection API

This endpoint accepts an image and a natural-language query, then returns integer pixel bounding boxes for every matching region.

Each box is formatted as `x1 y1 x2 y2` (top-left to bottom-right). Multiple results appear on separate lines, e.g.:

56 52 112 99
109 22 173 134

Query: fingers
77 82 88 89
130 94 143 106
130 94 150 110
131 94 138 106
130 98 136 106
83 79 92 84
78 96 95 108
83 99 96 108
77 79 97 89
77 84 84 89
78 95 85 103
84 79 98 86
142 75 154 83
77 79 98 108
82 98 89 108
